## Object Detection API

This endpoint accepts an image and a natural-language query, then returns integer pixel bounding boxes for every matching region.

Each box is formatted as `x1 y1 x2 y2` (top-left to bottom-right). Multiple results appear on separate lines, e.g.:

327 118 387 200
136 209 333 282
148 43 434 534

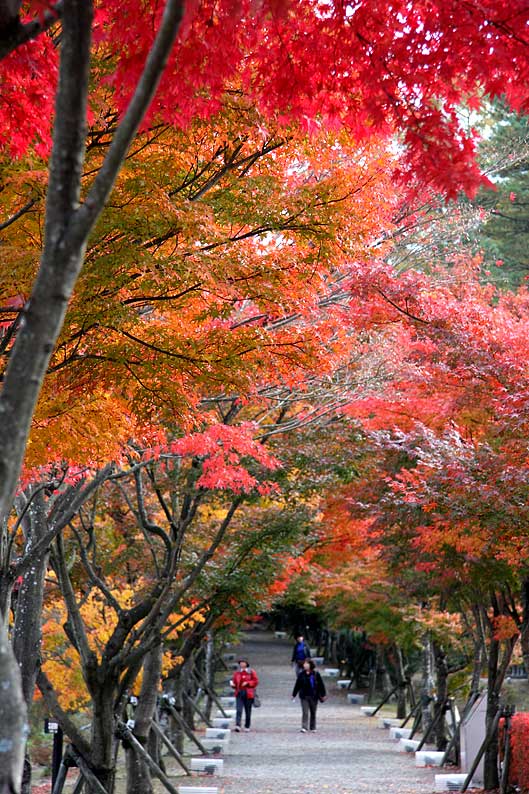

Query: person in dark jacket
291 634 311 675
292 659 326 732
230 658 259 731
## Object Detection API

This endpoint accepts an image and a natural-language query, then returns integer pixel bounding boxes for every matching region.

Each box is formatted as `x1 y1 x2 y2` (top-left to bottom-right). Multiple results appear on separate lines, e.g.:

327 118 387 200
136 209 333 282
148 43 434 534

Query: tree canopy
3 2 529 792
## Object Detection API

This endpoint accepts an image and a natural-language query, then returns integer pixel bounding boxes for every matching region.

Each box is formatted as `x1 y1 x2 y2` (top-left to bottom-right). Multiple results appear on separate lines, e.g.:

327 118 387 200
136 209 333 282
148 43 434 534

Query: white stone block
178 788 218 794
274 631 287 638
416 751 446 767
215 709 235 718
380 718 401 729
190 757 224 775
211 718 230 729
398 738 421 753
434 774 468 792
347 693 365 704
337 679 352 689
201 738 227 753
222 653 235 661
205 728 230 741
220 696 235 707
312 656 324 665
361 706 376 716
389 727 413 740
323 668 340 677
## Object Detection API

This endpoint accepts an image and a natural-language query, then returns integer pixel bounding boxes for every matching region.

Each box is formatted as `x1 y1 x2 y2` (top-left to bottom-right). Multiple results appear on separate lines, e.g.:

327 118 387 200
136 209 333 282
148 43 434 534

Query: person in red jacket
230 658 259 732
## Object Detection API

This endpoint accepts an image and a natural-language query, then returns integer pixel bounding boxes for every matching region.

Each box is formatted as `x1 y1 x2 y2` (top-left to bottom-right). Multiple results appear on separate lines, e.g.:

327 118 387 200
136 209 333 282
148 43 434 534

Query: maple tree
0 114 396 466
291 257 529 786
32 425 320 793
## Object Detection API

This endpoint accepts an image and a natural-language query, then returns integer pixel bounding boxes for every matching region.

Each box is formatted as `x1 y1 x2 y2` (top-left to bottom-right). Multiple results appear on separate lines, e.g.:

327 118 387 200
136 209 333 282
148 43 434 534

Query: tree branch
37 669 91 758
72 0 184 245
0 1 62 61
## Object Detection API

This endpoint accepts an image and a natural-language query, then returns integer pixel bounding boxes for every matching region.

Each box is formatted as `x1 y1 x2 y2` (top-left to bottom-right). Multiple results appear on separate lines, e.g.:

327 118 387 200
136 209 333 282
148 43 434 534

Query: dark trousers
301 696 318 730
236 691 253 728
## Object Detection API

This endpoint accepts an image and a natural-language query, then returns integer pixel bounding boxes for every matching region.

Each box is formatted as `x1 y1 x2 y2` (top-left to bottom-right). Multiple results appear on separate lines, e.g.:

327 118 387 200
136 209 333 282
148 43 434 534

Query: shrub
507 712 529 791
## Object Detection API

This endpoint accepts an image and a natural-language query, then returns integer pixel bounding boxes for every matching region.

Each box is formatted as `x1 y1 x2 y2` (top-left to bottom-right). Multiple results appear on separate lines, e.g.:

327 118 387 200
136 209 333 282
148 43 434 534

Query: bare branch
0 197 37 231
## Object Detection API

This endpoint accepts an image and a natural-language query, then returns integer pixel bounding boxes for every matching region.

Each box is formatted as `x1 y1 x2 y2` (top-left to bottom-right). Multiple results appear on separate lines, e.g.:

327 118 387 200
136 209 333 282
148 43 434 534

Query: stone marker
347 693 365 704
360 706 376 716
218 709 235 718
211 718 230 729
201 739 227 753
416 750 445 767
389 726 413 740
380 718 401 729
205 728 230 741
398 738 421 753
337 680 352 689
323 668 340 677
178 788 218 794
190 758 224 775
434 774 468 792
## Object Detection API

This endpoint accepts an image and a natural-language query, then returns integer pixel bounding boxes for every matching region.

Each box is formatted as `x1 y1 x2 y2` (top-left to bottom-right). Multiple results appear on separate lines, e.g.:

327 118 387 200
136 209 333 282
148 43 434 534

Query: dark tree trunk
182 659 195 734
433 642 448 751
91 684 118 793
483 632 501 791
12 491 50 794
393 646 408 720
420 633 434 735
125 643 163 794
0 621 27 794
204 633 215 722
483 594 517 791
519 576 529 680
470 604 487 699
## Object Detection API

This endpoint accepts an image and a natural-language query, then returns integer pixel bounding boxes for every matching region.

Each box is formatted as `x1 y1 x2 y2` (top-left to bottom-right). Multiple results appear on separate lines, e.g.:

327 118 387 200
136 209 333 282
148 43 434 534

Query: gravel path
214 631 437 794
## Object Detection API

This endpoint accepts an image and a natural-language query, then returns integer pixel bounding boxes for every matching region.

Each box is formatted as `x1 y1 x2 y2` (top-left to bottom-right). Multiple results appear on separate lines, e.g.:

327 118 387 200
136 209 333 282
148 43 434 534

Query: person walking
291 634 311 676
230 658 259 732
292 659 326 732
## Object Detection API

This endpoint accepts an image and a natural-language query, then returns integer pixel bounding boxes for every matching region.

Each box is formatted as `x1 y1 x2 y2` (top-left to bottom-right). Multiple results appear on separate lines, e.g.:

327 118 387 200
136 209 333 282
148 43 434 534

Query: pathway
217 631 437 794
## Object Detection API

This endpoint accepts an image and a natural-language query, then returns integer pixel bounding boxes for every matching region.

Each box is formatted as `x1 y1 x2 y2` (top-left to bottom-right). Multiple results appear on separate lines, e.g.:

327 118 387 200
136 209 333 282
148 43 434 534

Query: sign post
44 718 63 791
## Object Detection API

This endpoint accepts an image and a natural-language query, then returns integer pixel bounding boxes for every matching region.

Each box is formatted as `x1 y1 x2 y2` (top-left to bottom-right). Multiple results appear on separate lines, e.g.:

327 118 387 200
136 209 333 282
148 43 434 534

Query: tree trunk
125 643 163 794
519 576 529 679
483 595 516 791
172 684 186 756
204 635 215 722
393 646 408 720
433 641 448 751
12 491 50 794
483 632 500 791
182 659 196 734
420 633 435 735
0 620 27 794
376 646 392 698
91 684 118 793
470 604 487 699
